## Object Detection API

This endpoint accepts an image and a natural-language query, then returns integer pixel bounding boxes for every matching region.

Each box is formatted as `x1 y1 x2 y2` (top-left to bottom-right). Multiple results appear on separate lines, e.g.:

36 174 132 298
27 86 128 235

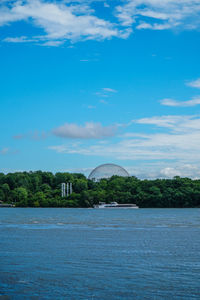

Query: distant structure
69 182 72 195
88 163 129 181
61 182 73 197
61 183 66 197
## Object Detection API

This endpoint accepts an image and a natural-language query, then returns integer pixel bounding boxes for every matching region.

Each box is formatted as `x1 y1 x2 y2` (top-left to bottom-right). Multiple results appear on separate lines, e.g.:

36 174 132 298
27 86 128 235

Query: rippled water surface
0 208 200 299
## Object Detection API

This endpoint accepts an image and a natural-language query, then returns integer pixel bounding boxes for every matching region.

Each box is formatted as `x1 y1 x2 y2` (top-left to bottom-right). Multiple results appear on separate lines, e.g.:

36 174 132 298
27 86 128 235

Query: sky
0 0 200 179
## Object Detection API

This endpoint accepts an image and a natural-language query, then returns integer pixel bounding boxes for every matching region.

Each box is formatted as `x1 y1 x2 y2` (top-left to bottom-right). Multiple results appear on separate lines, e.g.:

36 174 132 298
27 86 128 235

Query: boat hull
94 202 139 209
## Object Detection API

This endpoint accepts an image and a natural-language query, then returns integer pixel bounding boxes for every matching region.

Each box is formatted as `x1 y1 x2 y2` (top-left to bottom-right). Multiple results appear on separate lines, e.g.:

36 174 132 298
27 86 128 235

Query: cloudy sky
1 0 200 178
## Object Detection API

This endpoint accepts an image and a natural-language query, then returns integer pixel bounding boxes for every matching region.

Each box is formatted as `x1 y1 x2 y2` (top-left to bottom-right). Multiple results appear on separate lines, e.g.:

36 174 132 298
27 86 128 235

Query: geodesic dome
88 163 129 181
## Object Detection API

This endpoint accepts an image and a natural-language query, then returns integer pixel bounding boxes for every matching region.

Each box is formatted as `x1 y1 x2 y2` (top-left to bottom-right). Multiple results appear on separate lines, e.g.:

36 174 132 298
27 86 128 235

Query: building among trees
88 163 129 181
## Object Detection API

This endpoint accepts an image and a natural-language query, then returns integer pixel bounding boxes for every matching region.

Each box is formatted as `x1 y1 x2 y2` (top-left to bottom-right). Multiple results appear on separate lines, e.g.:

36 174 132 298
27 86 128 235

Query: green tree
73 179 88 193
13 187 28 206
0 188 5 202
2 183 10 200
32 191 47 207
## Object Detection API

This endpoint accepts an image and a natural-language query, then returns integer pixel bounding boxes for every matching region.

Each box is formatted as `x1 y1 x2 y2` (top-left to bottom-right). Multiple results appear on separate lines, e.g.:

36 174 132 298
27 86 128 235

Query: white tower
62 182 73 197
70 182 73 195
61 183 66 197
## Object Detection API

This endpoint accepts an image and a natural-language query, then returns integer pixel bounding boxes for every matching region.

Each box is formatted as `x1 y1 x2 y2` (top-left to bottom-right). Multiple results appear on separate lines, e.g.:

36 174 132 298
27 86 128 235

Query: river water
0 208 200 299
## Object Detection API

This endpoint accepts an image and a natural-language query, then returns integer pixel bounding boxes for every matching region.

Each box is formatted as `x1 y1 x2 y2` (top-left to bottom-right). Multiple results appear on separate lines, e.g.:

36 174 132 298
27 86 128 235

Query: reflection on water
0 208 200 299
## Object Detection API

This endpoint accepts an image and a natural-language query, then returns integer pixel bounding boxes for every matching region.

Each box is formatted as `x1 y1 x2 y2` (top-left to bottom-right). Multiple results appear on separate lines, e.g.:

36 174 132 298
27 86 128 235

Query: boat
93 201 139 209
0 203 15 207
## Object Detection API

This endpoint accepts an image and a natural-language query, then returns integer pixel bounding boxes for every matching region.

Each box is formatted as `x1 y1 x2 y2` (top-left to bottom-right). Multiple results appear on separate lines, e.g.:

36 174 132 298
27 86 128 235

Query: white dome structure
88 163 129 181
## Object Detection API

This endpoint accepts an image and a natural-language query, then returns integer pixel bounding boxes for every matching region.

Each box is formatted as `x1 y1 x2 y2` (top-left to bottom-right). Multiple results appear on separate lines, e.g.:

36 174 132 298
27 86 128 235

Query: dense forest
0 171 200 208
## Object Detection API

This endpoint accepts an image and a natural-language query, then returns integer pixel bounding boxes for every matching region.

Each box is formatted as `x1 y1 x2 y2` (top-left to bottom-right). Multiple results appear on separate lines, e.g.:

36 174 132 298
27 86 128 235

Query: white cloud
186 78 200 89
116 0 200 31
95 88 117 100
160 164 200 178
1 0 200 46
126 162 200 179
160 97 200 107
137 22 173 30
135 115 200 133
49 116 200 171
0 0 120 45
49 129 200 162
41 40 65 47
160 167 181 177
135 115 186 129
52 122 117 139
102 88 117 93
3 36 34 43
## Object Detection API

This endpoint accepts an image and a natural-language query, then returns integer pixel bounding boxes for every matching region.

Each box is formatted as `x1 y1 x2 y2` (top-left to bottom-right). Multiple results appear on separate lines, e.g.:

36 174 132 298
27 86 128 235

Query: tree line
0 171 200 208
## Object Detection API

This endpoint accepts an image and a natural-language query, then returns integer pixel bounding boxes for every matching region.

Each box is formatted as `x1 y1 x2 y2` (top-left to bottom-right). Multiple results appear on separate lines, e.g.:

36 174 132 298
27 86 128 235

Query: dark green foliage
12 187 28 206
0 171 200 207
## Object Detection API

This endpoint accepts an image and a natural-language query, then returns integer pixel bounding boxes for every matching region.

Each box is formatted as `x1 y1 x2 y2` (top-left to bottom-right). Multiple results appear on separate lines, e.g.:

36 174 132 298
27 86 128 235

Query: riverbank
1 171 200 208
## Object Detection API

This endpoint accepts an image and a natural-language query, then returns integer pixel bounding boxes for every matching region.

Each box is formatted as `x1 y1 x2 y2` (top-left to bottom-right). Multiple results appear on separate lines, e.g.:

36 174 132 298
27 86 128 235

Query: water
0 208 200 299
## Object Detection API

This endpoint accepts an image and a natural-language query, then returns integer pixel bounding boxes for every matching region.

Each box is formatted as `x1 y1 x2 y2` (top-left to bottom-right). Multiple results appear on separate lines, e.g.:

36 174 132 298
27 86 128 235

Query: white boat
93 201 139 209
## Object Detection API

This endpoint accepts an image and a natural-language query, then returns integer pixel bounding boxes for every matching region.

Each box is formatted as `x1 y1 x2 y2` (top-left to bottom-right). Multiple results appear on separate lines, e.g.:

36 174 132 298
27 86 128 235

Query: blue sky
1 0 200 178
